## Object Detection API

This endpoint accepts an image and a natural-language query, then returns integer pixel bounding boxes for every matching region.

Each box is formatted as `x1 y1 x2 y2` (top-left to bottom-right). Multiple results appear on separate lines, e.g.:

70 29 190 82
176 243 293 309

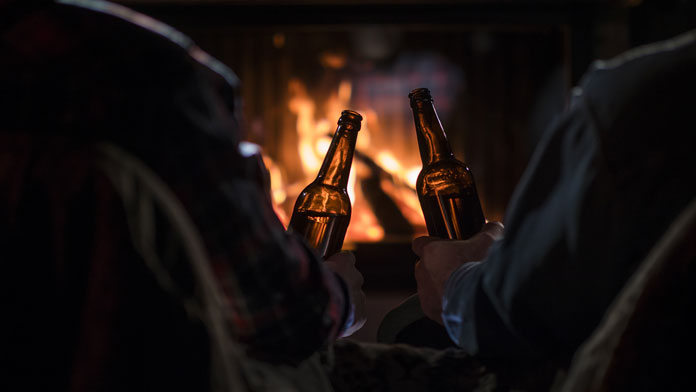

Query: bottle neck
315 123 358 189
411 99 453 166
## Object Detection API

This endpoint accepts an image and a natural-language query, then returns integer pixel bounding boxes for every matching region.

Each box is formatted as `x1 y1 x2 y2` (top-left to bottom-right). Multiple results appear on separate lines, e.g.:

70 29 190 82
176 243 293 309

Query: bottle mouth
408 88 433 102
338 110 363 130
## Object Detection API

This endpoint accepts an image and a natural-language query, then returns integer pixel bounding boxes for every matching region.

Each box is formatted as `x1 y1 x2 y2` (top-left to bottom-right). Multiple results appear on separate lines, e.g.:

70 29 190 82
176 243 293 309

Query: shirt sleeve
209 174 350 362
2 1 351 364
164 72 349 363
99 13 351 362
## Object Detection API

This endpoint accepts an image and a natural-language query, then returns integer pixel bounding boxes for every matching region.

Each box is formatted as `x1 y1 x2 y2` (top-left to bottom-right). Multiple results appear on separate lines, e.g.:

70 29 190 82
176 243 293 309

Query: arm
1 0 355 368
424 97 609 359
413 222 504 324
145 54 353 363
418 45 696 358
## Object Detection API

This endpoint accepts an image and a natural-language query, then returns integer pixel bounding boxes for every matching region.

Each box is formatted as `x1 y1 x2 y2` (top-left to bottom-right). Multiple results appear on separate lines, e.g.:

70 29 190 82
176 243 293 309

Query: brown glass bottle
288 110 362 258
409 88 485 240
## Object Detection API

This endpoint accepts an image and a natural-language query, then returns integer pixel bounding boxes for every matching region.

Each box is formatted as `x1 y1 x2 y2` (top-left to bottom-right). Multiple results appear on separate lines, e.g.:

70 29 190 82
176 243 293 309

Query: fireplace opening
123 0 628 342
181 24 569 235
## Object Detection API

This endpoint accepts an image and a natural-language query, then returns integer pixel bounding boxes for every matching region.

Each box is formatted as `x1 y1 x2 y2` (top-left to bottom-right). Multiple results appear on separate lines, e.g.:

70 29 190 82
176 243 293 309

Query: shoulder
591 29 696 73
53 0 238 86
579 28 696 100
573 29 696 137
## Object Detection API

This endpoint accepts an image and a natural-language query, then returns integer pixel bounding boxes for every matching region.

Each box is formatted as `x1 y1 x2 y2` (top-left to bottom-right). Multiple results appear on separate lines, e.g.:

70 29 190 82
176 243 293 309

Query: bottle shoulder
293 182 351 215
417 158 476 195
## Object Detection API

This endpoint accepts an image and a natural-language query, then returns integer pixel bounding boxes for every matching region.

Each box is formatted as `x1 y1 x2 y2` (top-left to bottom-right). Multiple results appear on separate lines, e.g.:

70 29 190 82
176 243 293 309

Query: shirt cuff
441 261 482 348
444 261 482 303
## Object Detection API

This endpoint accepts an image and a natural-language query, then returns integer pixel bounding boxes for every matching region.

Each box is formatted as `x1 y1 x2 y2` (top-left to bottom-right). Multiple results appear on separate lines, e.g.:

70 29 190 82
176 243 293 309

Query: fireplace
119 0 629 340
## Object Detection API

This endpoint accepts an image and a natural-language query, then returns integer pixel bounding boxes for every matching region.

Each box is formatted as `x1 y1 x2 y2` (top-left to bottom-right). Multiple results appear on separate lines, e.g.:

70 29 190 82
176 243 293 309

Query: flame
373 150 426 230
262 155 290 227
315 137 332 157
337 80 352 103
376 151 402 173
405 167 420 188
353 209 384 241
288 79 322 175
262 155 287 205
288 77 355 178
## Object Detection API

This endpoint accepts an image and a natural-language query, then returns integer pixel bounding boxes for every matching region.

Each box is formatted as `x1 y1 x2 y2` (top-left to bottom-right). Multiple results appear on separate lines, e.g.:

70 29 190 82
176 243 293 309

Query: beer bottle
409 88 485 239
288 110 362 258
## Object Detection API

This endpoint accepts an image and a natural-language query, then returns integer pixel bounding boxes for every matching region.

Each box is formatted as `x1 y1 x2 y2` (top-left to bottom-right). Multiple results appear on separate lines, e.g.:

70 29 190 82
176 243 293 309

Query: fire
405 168 420 189
287 79 324 175
376 151 422 189
374 151 425 227
264 78 427 243
261 155 289 225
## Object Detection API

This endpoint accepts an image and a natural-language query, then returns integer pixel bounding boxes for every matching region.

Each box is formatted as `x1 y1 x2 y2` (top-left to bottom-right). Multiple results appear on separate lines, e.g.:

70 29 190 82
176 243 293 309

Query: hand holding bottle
325 251 367 337
413 222 504 323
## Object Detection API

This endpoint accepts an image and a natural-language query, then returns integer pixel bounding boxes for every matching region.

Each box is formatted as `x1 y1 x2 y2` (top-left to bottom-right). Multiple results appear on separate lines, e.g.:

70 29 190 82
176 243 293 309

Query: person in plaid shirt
0 0 365 390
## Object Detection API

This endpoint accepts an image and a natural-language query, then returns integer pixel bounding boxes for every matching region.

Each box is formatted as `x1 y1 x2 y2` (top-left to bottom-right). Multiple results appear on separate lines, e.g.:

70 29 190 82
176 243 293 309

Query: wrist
443 261 482 308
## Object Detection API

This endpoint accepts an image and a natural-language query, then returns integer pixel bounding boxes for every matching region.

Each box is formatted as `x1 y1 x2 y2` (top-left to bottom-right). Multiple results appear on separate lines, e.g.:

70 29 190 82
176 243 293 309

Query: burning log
354 149 414 237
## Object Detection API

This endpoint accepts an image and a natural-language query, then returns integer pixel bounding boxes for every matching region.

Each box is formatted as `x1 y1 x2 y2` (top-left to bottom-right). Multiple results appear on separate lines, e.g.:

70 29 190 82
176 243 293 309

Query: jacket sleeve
116 31 351 362
442 32 696 359
442 95 614 359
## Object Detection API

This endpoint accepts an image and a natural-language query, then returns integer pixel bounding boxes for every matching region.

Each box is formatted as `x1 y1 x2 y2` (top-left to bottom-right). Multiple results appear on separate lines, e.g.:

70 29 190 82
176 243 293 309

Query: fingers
412 236 440 257
326 250 356 265
413 222 503 257
414 260 444 324
414 259 433 283
329 252 367 337
414 259 426 280
325 251 364 289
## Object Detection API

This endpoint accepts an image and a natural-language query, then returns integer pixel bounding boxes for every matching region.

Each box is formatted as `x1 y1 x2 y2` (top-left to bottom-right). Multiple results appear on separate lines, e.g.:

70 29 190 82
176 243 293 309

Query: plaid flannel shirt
0 0 348 371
